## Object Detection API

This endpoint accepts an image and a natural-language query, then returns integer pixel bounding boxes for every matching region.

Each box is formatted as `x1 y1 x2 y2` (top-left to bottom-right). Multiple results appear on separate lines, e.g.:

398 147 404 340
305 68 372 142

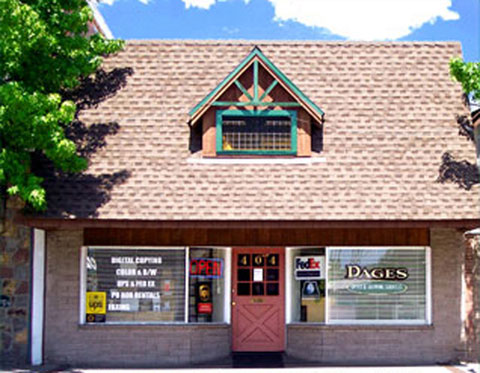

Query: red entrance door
232 248 285 352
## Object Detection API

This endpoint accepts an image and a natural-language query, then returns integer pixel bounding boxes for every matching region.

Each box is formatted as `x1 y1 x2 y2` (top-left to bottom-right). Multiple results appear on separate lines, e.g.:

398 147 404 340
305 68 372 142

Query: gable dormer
189 47 324 157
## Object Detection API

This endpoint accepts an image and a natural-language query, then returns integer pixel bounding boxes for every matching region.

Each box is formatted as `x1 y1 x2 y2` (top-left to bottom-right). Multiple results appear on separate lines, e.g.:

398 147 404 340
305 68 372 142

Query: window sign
190 258 223 279
253 268 263 282
295 256 325 280
327 247 429 324
86 248 185 323
196 283 213 314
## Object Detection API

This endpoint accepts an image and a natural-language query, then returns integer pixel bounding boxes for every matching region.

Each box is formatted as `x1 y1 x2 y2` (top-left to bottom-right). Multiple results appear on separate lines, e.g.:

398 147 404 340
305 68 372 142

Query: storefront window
188 248 227 323
85 248 185 323
83 247 230 324
288 248 326 323
327 247 429 324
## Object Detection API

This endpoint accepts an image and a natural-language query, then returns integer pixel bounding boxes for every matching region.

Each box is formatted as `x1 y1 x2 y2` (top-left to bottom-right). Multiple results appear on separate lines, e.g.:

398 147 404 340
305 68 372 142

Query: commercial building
15 41 480 367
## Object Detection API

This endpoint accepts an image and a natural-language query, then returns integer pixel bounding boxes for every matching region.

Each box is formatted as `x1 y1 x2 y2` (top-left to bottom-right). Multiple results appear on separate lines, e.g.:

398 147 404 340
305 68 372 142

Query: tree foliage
0 0 123 210
450 57 480 103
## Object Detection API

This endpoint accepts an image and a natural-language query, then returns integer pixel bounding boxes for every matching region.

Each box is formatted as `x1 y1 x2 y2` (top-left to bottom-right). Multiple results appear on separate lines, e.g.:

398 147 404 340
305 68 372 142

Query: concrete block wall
44 227 470 366
43 229 231 368
286 228 466 364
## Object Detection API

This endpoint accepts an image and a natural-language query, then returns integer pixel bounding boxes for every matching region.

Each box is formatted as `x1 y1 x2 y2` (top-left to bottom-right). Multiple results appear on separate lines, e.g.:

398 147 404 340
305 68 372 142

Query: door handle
232 302 236 306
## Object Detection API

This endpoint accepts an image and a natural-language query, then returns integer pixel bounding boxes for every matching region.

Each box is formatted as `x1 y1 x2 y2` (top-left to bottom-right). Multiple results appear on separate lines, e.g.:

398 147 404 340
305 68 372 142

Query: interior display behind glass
288 248 326 323
188 248 227 323
85 248 185 323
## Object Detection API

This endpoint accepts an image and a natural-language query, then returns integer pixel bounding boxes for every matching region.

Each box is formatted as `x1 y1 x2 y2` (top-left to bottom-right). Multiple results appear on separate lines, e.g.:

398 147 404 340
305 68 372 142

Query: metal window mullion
184 247 190 323
79 246 87 325
426 246 432 324
325 247 330 324
224 247 232 323
285 247 292 324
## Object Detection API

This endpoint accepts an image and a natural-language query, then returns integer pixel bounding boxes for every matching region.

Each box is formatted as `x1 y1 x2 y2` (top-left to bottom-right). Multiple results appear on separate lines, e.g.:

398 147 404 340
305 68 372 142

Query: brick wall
44 227 470 366
287 228 466 364
44 229 231 368
0 198 31 367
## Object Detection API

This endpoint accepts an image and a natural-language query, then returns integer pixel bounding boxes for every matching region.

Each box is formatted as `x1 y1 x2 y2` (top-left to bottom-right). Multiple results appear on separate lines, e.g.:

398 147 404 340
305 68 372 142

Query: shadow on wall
437 152 479 191
8 368 84 373
35 163 131 218
65 121 120 159
31 67 134 218
64 67 134 111
456 114 475 142
189 119 202 154
311 121 323 154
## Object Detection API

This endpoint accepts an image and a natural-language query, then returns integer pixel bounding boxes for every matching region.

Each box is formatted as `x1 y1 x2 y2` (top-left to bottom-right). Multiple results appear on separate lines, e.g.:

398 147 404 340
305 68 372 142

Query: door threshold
232 352 284 368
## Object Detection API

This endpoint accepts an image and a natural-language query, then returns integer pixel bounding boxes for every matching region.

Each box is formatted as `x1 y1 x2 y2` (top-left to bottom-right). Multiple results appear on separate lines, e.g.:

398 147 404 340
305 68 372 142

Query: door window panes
236 252 280 297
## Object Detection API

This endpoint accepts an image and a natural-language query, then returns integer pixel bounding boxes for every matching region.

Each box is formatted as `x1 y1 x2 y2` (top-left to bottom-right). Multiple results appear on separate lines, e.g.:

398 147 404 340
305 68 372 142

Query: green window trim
189 46 324 122
216 109 298 156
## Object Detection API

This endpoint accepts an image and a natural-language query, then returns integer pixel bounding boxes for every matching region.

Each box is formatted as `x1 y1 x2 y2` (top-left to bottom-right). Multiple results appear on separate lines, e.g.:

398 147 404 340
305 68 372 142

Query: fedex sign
295 256 325 280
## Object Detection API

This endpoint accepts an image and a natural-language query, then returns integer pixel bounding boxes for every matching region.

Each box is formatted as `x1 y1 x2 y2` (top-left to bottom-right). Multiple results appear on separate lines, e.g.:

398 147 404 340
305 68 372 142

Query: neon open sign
190 258 223 279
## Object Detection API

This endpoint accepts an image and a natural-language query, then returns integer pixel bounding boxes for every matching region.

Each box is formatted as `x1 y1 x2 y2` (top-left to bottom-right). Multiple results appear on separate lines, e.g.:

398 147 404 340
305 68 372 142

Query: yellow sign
86 292 106 314
198 284 211 302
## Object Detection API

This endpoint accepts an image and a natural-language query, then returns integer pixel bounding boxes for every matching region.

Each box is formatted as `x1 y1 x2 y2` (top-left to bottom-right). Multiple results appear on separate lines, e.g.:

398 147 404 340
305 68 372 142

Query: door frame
231 247 286 352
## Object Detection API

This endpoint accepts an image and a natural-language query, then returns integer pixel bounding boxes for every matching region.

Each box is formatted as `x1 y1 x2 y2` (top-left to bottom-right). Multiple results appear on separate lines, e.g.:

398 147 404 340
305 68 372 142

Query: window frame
215 109 298 156
286 246 432 326
79 246 232 326
325 246 432 326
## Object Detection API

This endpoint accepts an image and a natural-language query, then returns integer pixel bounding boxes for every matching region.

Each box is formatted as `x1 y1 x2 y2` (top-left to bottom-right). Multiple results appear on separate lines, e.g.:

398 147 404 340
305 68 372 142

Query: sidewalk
1 365 479 373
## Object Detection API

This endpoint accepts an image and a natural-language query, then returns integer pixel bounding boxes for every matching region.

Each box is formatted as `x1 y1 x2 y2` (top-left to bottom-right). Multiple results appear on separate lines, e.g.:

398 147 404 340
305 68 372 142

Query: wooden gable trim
253 53 324 124
189 46 324 124
189 49 259 124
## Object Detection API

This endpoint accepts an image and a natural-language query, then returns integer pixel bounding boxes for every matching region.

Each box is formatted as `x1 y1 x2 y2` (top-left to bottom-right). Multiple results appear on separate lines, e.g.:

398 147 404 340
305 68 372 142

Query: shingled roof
34 40 480 222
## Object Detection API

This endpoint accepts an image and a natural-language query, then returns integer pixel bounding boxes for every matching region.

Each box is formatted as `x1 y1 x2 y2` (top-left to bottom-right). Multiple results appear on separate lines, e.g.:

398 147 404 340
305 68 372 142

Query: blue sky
98 0 479 61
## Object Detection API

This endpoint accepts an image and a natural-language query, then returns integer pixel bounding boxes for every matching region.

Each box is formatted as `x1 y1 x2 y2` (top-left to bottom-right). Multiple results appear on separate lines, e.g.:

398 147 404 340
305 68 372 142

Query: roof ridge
122 39 461 46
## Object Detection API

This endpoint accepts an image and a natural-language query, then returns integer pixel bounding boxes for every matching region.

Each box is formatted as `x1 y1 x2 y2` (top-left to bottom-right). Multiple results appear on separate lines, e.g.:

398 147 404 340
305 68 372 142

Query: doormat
232 352 284 368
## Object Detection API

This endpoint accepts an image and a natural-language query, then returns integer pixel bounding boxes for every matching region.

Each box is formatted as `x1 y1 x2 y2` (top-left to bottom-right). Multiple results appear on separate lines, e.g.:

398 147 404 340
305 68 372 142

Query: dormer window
217 110 297 155
189 46 323 157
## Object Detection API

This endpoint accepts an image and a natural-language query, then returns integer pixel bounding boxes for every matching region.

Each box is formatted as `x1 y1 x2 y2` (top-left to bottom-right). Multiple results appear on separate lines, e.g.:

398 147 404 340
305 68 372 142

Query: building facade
6 41 480 367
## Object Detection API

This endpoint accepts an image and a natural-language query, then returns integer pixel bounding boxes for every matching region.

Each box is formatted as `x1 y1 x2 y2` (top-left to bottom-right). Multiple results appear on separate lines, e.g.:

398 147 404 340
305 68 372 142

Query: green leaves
0 0 124 210
449 57 480 102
